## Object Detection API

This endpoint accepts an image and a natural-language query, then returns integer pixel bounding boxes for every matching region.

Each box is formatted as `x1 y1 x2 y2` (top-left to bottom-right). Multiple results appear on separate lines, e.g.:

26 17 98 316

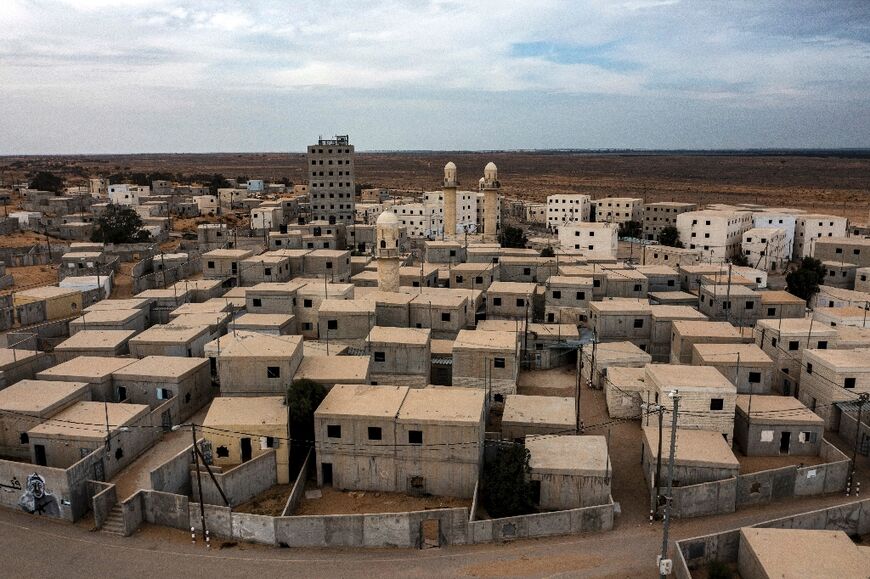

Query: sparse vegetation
540 245 555 257
786 256 827 303
499 225 527 249
29 171 64 193
657 226 684 248
730 253 749 267
286 379 327 446
617 220 642 239
481 444 536 519
91 204 150 244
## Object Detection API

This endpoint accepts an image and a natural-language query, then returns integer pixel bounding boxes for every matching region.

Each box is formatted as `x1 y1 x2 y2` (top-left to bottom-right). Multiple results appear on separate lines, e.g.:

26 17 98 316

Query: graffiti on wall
17 473 60 517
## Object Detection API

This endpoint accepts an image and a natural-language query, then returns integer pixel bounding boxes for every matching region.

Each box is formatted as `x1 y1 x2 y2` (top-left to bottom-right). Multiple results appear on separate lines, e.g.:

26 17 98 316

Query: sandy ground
294 484 471 516
3 263 58 289
0 231 51 248
735 451 827 475
109 405 210 500
233 485 293 516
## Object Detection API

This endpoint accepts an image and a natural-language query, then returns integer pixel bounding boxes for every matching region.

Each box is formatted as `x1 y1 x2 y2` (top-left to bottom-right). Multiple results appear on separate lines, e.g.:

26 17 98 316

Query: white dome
445 161 456 170
478 177 486 185
376 210 399 226
485 162 497 172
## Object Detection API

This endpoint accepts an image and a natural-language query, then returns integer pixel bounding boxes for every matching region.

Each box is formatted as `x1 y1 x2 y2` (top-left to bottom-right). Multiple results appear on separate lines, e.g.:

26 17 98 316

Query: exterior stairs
101 504 126 535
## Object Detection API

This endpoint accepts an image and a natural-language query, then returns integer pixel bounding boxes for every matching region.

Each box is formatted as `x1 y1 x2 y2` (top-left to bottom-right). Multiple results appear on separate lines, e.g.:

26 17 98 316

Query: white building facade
547 194 591 232
676 210 753 263
558 222 619 258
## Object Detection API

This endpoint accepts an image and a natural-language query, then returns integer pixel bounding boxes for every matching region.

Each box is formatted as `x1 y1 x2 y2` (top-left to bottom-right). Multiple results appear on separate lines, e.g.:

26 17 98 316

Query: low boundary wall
191 450 277 507
281 448 311 517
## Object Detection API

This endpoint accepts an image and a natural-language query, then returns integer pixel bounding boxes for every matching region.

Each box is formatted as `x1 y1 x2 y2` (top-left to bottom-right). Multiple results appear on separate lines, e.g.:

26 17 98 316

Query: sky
0 0 868 153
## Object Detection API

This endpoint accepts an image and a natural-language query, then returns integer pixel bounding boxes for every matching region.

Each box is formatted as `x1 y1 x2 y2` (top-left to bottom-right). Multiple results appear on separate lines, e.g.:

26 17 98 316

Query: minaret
442 162 458 240
482 162 500 243
376 209 401 293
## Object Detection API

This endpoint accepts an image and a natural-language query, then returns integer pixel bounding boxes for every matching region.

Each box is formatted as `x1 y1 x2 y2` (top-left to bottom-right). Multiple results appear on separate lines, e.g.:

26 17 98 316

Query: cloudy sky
1 0 868 153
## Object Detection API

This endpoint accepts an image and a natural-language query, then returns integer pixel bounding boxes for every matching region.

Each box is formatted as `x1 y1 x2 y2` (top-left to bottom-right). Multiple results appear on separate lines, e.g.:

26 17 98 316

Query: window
216 446 230 458
252 298 262 307
441 312 451 322
767 307 776 316
745 301 754 310
493 297 502 306
771 337 778 348
710 398 724 411
516 298 524 307
326 261 333 269
476 276 484 284
327 425 341 439
408 430 423 444
494 357 506 368
817 341 828 349
156 388 172 400
844 377 856 389
552 290 561 299
455 275 464 284
304 299 313 308
267 366 281 378
523 268 531 275
593 279 601 288
19 433 28 444
576 291 585 300
327 320 338 330
374 351 386 362
788 341 799 351
748 371 761 383
368 427 382 440
633 318 644 328
264 267 272 276
806 363 813 374
207 261 215 269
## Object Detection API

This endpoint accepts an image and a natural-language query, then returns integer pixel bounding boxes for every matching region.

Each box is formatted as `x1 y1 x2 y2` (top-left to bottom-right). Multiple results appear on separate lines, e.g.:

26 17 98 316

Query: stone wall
191 450 277 507
90 480 116 529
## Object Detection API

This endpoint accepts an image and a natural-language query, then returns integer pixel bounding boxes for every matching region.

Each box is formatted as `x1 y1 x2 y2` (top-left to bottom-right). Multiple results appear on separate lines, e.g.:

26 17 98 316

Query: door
34 445 47 466
93 459 105 482
240 438 252 462
322 462 333 486
420 519 440 549
161 410 172 433
779 431 791 454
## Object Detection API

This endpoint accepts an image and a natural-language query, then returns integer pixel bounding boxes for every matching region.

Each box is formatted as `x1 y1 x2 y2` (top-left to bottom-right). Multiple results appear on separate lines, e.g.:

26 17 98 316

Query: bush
657 226 684 248
286 379 327 446
499 225 527 249
29 171 64 193
481 444 535 518
786 257 827 303
540 246 555 257
617 220 642 239
91 204 149 244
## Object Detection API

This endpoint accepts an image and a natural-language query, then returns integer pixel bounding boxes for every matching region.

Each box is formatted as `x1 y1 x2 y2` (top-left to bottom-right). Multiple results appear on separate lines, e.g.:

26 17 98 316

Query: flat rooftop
803 347 870 371
606 367 647 392
735 395 823 425
317 299 375 314
28 401 149 440
759 290 805 305
701 284 759 297
590 299 651 314
589 341 650 364
130 324 209 343
55 329 136 350
203 396 286 427
214 331 303 358
170 301 230 316
526 435 608 476
0 349 44 368
0 379 89 415
202 249 253 259
739 528 870 579
295 356 370 383
367 326 430 345
36 356 137 381
756 317 838 337
528 323 580 340
15 286 80 300
453 329 517 351
646 364 736 392
693 343 772 365
487 281 537 295
84 298 153 312
72 309 143 324
502 395 575 428
650 305 707 321
231 313 294 327
396 386 485 426
315 384 408 419
546 275 593 286
112 355 209 381
672 320 743 338
643 427 739 469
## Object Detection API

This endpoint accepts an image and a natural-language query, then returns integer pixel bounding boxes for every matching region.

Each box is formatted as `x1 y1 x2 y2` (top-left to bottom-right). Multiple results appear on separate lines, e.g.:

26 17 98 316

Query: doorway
34 444 47 466
240 438 252 462
420 519 440 549
779 431 791 454
321 462 333 486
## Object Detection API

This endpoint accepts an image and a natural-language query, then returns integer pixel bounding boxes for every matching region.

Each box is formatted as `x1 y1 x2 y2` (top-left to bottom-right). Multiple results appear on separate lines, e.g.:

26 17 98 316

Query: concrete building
0 379 91 458
588 300 652 348
698 284 761 326
604 268 648 298
316 299 376 346
486 281 538 320
752 211 797 258
307 135 355 225
202 396 290 484
239 254 291 286
736 528 869 579
641 427 739 487
452 329 519 402
424 240 465 264
314 385 484 498
642 245 702 268
544 275 593 325
230 313 296 335
604 366 648 419
758 290 806 320
812 285 870 309
754 318 838 396
526 435 611 510
671 320 748 364
295 282 355 338
822 261 858 289
580 340 651 389
53 329 136 362
302 249 352 283
812 236 870 268
813 306 870 328
111 355 211 423
408 292 470 338
68 308 148 335
799 348 870 429
375 209 401 293
366 327 431 388
14 286 83 324
592 197 642 224
646 364 737 440
128 324 211 358
244 280 308 315
649 305 707 362
450 262 498 291
691 343 774 394
35 356 136 402
558 222 619 258
633 265 679 293
293 355 371 387
741 227 789 272
202 249 254 285
211 331 303 397
733 395 823 457
676 209 753 262
648 291 698 306
0 349 52 389
794 214 847 258
479 162 500 243
546 194 591 232
502 395 575 441
524 202 546 224
641 202 696 241
498 256 557 284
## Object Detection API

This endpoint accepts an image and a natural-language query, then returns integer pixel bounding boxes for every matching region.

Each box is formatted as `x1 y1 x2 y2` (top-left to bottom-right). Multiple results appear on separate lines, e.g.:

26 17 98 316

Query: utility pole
849 393 869 495
576 345 583 434
658 390 680 579
654 403 664 517
191 424 209 548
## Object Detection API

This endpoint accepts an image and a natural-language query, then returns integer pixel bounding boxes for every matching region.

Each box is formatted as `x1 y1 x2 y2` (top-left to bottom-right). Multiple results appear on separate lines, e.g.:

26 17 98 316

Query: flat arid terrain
2 150 869 220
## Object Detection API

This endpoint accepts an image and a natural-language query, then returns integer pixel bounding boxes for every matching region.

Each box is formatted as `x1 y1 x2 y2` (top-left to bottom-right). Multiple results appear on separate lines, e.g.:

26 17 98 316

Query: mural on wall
18 473 60 517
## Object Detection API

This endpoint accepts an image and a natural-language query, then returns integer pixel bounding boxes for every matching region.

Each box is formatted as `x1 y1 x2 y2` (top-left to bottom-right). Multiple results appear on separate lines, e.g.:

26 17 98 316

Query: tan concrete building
302 249 352 283
0 349 53 389
799 348 870 428
642 245 701 268
14 285 83 324
294 355 371 387
592 197 643 224
794 214 847 258
239 254 292 286
558 222 619 258
452 329 520 402
741 227 789 272
822 261 858 289
812 236 870 268
676 209 753 262
604 366 648 419
671 320 747 364
733 395 824 457
202 396 290 483
634 265 679 292
409 292 469 338
641 427 739 487
111 355 211 424
736 528 870 579
209 331 303 397
202 248 254 284
35 355 136 402
698 284 761 326
128 323 211 358
758 290 806 320
295 282 355 338
366 327 431 388
754 318 838 396
53 329 137 362
649 305 707 362
589 300 653 348
646 364 737 440
449 262 498 291
580 340 651 389
691 343 774 394
317 299 376 346
642 201 697 241
502 395 575 441
230 313 296 335
68 308 148 335
526 435 611 510
486 281 539 320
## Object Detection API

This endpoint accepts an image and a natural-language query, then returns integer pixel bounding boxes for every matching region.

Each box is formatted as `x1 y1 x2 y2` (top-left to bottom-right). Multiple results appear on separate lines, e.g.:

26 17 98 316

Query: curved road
0 492 859 578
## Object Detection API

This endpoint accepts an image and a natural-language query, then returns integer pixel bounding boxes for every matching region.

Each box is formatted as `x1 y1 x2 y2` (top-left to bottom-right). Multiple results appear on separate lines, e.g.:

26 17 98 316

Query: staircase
101 505 126 536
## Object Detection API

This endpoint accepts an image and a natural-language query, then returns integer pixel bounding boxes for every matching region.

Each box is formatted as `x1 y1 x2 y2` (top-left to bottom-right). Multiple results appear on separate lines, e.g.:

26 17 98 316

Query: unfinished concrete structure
526 435 611 511
111 355 212 423
452 329 519 402
691 343 774 394
754 318 838 396
733 395 824 457
366 326 431 388
35 355 137 402
211 331 303 397
202 396 290 484
799 347 870 429
671 320 748 364
641 427 739 487
501 395 575 441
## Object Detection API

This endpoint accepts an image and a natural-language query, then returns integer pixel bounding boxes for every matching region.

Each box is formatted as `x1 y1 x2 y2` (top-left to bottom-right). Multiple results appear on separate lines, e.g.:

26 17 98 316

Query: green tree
657 226 684 248
540 245 555 258
730 253 750 267
286 379 327 447
91 204 149 244
617 220 642 239
786 257 827 303
482 444 536 518
29 171 64 193
499 225 527 248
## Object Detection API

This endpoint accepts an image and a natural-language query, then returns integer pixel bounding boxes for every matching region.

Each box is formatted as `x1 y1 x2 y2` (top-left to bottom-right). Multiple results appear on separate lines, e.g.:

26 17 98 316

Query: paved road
0 492 861 578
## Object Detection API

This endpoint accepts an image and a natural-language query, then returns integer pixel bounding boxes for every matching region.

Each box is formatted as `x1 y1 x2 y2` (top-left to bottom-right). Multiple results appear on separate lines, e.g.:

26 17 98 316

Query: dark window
745 301 754 310
326 261 333 269
327 320 338 330
252 298 262 307
493 297 502 306
516 298 524 307
845 377 856 389
633 284 641 292
710 398 724 411
494 357 506 368
817 341 828 349
633 318 644 328
771 337 778 347
455 275 464 284
748 372 761 383
267 366 280 378
19 433 28 444
374 351 386 362
523 268 531 275
806 363 813 374
264 267 272 276
327 425 341 439
216 446 229 457
207 261 215 268
476 276 484 284
441 312 451 322
408 430 423 444
368 427 382 440
767 307 776 316
552 290 561 299
788 340 799 351
304 299 313 308
576 291 586 300
593 279 601 288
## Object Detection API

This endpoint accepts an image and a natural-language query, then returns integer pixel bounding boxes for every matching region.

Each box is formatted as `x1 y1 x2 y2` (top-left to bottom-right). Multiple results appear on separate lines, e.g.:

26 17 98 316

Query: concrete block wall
191 450 277 507
671 478 737 518
149 441 195 495
90 481 117 529
468 499 614 543
735 466 796 508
